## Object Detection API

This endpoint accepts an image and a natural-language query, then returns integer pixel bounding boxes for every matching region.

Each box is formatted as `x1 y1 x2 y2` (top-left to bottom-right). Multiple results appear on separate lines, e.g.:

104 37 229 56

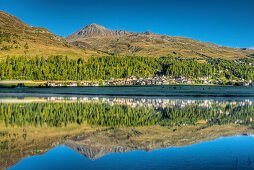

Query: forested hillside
0 55 254 81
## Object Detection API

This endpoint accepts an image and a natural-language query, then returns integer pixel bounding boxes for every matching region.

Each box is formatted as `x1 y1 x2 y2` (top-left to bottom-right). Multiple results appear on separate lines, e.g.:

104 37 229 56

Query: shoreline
0 85 254 97
1 79 253 87
0 82 249 88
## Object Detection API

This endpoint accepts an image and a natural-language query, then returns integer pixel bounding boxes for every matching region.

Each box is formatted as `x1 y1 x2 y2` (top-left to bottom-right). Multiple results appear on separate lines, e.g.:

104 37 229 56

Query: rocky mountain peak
65 24 132 40
85 23 105 29
143 31 153 35
75 23 109 37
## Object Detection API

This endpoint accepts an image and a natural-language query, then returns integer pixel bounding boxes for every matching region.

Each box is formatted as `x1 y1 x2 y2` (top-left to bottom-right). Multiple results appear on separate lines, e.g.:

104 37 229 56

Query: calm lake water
0 85 254 96
1 86 254 170
8 136 254 170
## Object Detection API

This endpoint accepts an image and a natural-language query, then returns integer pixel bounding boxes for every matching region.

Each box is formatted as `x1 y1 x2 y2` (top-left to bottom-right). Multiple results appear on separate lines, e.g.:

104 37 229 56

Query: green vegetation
0 32 11 44
24 42 29 49
0 102 253 127
0 11 110 59
0 31 15 51
207 58 254 80
0 55 254 81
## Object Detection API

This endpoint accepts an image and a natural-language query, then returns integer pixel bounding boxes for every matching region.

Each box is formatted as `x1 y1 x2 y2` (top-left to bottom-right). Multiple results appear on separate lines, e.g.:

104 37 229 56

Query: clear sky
0 0 253 48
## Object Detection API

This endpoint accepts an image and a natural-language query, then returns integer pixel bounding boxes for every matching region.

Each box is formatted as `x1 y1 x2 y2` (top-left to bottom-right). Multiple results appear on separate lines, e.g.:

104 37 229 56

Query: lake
0 85 254 96
8 136 254 170
1 85 254 170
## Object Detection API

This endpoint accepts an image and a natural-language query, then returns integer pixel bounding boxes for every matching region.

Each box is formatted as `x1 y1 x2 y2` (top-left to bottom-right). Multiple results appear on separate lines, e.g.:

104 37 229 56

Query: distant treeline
0 55 254 80
0 102 253 127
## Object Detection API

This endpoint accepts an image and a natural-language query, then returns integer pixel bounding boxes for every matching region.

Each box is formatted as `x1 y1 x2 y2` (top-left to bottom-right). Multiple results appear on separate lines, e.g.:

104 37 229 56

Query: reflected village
1 95 253 109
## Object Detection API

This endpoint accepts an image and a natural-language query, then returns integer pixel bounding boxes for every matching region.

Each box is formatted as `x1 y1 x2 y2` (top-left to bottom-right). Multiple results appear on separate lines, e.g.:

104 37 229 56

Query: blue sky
1 0 253 48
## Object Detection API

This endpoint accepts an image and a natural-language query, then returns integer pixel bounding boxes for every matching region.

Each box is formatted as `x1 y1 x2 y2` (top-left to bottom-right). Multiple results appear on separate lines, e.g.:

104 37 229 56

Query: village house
46 82 63 87
140 81 146 85
108 81 114 86
130 76 137 81
147 80 152 85
103 81 109 85
124 80 131 85
46 82 55 86
162 80 169 85
247 80 252 84
138 76 144 80
68 82 77 86
92 82 99 86
82 81 91 86
201 80 209 84
155 81 162 85
243 82 249 86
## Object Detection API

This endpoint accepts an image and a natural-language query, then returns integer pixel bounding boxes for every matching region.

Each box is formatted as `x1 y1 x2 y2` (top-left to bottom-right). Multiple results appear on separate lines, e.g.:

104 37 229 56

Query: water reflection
0 95 254 108
8 136 254 170
1 95 254 169
0 96 254 127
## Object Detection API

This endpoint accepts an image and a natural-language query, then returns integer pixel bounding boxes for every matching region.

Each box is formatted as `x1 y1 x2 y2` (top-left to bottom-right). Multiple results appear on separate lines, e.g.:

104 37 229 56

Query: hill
0 10 103 60
66 23 254 59
1 11 253 60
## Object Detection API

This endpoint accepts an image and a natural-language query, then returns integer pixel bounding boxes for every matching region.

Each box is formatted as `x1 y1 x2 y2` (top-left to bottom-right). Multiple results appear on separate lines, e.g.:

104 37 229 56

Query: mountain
66 23 132 40
66 24 254 59
0 11 102 59
1 10 253 60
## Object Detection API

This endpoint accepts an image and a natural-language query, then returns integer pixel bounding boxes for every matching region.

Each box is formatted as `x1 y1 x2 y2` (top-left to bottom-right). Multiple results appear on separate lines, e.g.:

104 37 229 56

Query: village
46 75 254 87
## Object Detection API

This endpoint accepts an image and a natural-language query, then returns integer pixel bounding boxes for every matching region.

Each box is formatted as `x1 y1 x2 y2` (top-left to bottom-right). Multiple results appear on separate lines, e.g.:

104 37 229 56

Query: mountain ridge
0 10 253 59
0 10 105 59
65 23 159 41
66 23 134 40
65 23 254 59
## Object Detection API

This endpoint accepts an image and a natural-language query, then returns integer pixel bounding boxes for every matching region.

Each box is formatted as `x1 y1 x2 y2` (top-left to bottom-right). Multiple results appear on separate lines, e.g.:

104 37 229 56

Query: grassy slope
68 32 254 59
0 10 106 60
1 10 254 60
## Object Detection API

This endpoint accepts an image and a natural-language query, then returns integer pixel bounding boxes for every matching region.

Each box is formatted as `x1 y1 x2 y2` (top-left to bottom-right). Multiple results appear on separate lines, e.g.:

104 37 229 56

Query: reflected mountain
9 135 254 170
3 124 254 170
64 125 254 160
